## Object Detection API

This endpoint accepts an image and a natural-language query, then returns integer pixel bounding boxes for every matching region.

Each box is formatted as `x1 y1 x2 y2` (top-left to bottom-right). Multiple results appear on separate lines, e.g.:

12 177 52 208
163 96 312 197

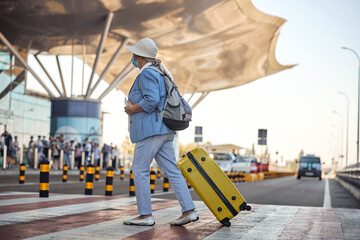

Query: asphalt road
0 171 359 209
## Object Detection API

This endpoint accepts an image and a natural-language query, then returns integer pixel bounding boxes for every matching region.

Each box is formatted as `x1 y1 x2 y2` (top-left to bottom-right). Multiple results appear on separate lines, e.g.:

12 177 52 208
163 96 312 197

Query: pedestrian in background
94 143 100 167
123 38 197 226
63 141 71 167
52 137 61 169
74 143 82 169
13 136 19 164
27 136 34 168
84 138 91 165
3 131 13 168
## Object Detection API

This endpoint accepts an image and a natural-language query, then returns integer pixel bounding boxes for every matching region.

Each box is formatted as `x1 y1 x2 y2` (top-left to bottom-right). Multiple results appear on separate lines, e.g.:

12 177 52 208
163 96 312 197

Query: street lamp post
341 47 360 167
333 111 344 168
337 91 349 167
331 124 341 168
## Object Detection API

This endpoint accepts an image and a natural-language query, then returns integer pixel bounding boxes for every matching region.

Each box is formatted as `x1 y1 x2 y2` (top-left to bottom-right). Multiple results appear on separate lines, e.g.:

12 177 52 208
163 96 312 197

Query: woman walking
123 38 197 226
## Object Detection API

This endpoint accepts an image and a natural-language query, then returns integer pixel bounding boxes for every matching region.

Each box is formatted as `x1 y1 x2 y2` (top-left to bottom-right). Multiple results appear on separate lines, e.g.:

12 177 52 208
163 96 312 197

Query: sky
25 0 360 168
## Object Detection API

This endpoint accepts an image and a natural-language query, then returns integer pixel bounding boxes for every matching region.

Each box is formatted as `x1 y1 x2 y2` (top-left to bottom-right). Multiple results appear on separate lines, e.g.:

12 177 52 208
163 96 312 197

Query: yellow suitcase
177 147 251 227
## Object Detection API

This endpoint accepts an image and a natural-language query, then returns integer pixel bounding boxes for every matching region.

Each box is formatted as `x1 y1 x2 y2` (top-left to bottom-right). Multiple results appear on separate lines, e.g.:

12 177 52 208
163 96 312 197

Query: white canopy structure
0 0 294 104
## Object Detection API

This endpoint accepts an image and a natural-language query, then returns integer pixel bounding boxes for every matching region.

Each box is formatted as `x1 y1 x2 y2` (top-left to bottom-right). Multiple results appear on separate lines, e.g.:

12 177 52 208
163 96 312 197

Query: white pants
132 133 195 215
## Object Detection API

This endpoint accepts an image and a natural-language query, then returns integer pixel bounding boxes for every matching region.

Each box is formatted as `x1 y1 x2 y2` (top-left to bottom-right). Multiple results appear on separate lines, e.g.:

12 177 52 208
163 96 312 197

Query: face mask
131 55 138 68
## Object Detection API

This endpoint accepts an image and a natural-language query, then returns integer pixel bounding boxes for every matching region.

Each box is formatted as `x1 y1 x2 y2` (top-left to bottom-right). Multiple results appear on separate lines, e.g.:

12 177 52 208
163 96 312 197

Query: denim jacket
128 65 174 143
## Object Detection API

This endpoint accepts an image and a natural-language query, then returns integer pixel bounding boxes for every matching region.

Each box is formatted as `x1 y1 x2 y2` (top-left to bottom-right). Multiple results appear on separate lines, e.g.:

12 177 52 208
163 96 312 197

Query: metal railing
336 168 360 188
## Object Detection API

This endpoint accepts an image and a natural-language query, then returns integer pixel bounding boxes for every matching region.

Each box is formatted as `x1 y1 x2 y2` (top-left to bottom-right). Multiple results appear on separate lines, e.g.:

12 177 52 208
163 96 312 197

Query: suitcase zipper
186 152 238 217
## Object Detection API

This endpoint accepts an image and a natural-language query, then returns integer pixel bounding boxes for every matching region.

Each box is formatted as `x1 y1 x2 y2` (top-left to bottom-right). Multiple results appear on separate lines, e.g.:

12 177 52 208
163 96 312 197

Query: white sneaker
123 216 155 226
170 211 199 226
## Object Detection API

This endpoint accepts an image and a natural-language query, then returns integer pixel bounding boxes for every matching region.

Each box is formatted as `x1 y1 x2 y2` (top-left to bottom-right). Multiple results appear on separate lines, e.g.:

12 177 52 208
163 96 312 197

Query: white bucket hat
126 38 158 58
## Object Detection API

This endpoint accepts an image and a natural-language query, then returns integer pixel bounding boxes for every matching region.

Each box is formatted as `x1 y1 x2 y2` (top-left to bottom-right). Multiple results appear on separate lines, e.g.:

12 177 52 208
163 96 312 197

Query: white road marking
323 178 332 208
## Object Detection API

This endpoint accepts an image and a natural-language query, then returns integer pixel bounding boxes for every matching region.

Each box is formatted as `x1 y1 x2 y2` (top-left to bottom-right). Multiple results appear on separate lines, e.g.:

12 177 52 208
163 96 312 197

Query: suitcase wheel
240 202 251 211
220 218 231 227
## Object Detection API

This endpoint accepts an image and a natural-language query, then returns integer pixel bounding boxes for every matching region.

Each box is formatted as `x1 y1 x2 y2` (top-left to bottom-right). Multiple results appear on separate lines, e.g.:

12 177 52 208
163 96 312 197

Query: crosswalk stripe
0 199 179 239
0 193 39 200
0 195 130 214
0 196 141 226
0 194 102 206
27 202 209 240
0 191 36 196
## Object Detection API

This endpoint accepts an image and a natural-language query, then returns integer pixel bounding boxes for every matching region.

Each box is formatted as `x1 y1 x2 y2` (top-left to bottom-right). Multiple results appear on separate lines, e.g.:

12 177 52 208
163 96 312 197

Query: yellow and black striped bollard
19 163 26 184
225 171 229 179
62 164 68 182
120 165 125 180
85 164 95 195
234 171 238 183
157 167 161 178
240 172 245 182
95 166 100 181
163 177 169 192
129 170 135 196
105 167 114 196
39 160 50 197
230 171 234 182
79 165 85 182
150 168 156 194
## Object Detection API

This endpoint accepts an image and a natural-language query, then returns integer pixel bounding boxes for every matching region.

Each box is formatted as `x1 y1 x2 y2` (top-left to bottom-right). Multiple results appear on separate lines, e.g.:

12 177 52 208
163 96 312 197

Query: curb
335 176 360 202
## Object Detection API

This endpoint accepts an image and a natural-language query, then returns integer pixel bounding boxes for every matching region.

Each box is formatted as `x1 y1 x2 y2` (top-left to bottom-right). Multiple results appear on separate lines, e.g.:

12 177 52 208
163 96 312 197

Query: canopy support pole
0 32 55 98
98 62 135 101
88 37 128 98
85 12 114 99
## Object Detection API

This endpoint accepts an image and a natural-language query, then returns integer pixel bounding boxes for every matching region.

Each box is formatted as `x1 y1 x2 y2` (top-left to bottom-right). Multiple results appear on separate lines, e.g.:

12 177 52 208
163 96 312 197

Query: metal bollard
163 177 169 192
71 151 75 169
105 167 114 196
60 150 64 170
129 170 135 196
62 164 68 182
150 168 156 194
157 167 161 178
2 145 6 169
115 156 119 170
19 147 23 164
85 164 94 195
81 151 85 166
39 161 50 197
19 163 26 184
79 165 85 181
95 166 100 181
91 152 95 165
120 165 124 180
34 148 38 169
99 153 103 170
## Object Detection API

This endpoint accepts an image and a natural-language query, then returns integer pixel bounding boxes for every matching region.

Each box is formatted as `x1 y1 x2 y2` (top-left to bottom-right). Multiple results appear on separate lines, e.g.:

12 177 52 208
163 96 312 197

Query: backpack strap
138 65 164 121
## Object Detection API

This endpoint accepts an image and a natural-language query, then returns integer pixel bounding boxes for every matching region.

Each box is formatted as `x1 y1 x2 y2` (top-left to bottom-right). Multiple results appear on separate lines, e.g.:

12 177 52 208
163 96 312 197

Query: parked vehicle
297 155 322 180
210 151 236 172
232 155 251 173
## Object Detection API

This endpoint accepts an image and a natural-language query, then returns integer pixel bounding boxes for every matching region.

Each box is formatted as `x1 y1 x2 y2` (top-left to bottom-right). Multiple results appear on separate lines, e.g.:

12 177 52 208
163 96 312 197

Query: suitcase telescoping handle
186 151 251 227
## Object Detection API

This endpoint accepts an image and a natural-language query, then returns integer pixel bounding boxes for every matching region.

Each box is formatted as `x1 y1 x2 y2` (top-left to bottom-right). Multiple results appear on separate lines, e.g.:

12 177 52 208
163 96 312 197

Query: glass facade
0 73 51 148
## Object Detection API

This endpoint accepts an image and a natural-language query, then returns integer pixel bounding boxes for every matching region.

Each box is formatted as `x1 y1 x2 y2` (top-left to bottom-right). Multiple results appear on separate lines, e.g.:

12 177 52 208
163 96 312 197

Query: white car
210 151 236 172
232 155 259 173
